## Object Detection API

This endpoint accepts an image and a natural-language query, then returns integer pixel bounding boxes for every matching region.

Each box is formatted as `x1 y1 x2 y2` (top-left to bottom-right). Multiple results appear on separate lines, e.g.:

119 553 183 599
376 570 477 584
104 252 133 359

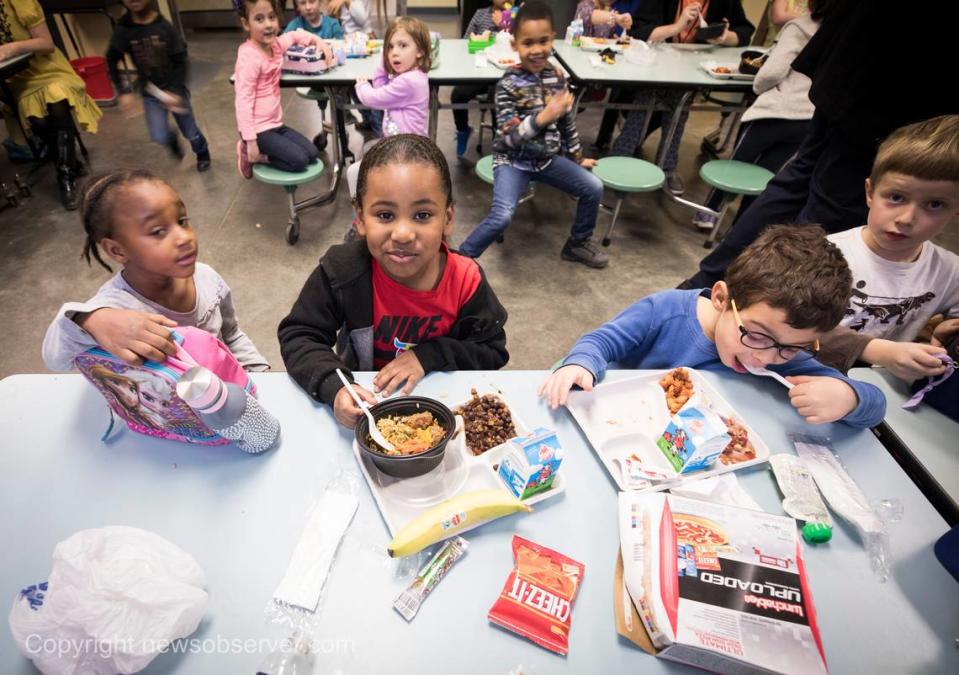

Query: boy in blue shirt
284 0 344 38
540 225 886 427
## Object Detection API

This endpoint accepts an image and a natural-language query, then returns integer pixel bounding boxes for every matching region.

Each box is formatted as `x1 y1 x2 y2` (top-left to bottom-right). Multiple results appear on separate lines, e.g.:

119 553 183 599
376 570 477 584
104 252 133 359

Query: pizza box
565 369 770 492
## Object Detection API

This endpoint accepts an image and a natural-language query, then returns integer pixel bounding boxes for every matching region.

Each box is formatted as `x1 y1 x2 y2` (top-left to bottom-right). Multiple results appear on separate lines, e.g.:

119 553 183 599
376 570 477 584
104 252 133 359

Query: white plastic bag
8 526 208 674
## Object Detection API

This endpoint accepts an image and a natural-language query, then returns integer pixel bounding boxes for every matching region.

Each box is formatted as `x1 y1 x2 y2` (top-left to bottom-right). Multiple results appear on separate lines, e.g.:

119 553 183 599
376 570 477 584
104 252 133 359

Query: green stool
698 160 774 249
476 155 535 244
252 161 325 245
593 156 666 247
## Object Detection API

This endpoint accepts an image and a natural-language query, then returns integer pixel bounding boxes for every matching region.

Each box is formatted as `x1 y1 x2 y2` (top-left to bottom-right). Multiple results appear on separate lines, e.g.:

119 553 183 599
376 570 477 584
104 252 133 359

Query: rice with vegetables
370 412 446 456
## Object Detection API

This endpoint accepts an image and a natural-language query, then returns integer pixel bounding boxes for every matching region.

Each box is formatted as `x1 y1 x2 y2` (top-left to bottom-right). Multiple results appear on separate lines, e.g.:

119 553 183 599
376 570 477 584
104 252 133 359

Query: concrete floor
2 16 957 380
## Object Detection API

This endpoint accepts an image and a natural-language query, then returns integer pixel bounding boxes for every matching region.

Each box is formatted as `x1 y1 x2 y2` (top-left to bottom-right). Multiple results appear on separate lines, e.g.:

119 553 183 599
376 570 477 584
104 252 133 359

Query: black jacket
106 12 188 96
278 241 509 405
630 0 754 47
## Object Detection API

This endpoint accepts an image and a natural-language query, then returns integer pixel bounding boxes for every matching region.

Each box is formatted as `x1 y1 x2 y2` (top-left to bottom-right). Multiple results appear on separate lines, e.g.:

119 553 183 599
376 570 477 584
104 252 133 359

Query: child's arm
777 359 886 428
463 9 484 38
105 31 130 96
752 20 806 95
277 263 353 405
42 303 177 372
345 0 370 32
278 29 336 64
216 287 270 372
555 73 584 163
355 68 423 109
166 24 189 95
234 46 260 142
495 76 571 149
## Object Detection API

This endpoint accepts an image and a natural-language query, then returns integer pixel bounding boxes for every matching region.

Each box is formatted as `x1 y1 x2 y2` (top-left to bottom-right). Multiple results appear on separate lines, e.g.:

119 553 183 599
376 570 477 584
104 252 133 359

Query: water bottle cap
176 366 224 410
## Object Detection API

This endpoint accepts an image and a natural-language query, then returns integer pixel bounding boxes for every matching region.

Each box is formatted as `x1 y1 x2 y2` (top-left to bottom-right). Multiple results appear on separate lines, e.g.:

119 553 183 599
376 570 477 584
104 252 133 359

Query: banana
387 489 532 557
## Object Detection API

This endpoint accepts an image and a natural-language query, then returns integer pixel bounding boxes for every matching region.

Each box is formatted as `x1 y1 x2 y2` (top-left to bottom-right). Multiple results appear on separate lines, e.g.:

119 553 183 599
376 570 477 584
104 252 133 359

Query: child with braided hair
42 170 268 373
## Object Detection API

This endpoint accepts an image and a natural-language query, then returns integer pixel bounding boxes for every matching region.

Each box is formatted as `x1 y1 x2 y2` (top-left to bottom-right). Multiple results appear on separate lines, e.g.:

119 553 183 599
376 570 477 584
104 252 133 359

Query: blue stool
252 162 325 245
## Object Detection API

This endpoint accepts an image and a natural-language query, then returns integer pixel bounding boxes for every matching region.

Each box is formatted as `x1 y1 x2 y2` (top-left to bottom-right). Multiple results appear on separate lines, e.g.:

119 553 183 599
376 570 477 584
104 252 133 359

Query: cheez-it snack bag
488 536 585 655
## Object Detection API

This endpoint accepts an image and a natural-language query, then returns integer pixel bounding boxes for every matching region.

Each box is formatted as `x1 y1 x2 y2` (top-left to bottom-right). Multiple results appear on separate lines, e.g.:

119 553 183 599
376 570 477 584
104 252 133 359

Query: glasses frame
730 299 819 362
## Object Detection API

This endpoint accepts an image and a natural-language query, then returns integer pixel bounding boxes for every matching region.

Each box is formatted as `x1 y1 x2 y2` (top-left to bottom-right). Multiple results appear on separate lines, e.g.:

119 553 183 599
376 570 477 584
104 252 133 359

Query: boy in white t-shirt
819 115 959 380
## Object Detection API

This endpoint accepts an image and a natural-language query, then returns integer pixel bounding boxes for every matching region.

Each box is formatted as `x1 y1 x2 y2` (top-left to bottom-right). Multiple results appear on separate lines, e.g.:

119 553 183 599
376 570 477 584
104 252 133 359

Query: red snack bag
488 535 585 655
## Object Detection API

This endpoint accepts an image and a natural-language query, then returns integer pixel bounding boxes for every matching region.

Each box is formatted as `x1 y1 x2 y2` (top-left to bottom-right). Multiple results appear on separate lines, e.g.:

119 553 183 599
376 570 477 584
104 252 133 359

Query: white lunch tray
353 391 566 537
565 369 770 492
580 37 625 53
699 59 754 80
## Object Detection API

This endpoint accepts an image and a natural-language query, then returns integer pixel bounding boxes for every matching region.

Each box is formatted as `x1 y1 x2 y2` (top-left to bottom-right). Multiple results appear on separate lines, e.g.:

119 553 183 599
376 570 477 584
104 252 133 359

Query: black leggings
450 83 491 133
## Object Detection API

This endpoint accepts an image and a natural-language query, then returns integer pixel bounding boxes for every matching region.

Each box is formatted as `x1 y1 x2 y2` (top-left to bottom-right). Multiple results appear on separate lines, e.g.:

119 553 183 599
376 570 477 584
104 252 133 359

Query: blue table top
1 370 957 673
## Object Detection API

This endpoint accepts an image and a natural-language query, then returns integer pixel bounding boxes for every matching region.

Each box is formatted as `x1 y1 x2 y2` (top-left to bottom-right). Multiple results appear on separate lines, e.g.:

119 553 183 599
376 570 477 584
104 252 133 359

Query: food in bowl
454 389 516 455
369 412 446 456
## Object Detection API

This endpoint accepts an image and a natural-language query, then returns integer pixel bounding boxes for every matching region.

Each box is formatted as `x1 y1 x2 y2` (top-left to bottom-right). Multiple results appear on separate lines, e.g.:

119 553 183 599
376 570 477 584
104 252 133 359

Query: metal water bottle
176 366 280 454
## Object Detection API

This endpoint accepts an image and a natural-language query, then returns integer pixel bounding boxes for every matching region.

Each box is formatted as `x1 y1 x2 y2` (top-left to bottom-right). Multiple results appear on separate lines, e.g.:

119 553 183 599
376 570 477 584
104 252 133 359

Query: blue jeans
143 93 208 156
459 156 603 258
256 125 319 173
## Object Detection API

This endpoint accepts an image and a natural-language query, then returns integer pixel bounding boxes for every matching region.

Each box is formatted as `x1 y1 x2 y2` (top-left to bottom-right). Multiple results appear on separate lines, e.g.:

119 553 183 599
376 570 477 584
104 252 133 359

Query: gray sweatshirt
340 0 373 34
742 14 818 123
42 263 269 373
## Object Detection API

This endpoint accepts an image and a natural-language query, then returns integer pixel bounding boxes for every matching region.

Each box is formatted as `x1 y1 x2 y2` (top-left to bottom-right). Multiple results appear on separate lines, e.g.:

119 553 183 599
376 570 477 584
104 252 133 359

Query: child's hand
76 308 178 365
118 93 140 118
537 365 594 410
616 12 633 30
354 76 369 88
310 37 336 65
373 351 425 396
537 90 574 127
932 318 959 348
580 158 597 169
863 339 947 381
333 381 376 428
675 2 701 32
786 375 858 425
247 139 260 163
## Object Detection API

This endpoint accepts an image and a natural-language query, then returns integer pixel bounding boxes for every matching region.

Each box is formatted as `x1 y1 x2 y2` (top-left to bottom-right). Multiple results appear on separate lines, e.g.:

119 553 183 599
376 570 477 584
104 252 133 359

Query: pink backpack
74 327 256 445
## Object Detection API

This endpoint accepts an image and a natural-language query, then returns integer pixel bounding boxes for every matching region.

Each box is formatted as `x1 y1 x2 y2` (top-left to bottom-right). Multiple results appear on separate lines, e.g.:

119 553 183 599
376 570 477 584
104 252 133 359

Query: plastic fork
335 369 395 452
742 362 794 389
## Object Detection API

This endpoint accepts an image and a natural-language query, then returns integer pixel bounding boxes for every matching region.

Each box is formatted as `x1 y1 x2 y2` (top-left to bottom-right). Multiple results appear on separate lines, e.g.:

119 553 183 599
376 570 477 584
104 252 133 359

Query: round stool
698 160 774 249
295 86 328 103
252 161 325 245
475 155 535 244
593 156 666 247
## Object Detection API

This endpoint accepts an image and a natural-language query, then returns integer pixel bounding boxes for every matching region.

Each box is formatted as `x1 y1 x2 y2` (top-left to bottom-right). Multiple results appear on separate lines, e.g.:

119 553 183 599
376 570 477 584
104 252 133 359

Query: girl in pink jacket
233 0 335 178
347 16 432 198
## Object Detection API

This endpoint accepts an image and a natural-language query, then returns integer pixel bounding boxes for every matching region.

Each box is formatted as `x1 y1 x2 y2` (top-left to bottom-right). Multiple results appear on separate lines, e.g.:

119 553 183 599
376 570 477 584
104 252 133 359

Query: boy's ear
864 178 874 208
510 35 516 50
710 280 729 312
353 207 368 237
99 237 129 264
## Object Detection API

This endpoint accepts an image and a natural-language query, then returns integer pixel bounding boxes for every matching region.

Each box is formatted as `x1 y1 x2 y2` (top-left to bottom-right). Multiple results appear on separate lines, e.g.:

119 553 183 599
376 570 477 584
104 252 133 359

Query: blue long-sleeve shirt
562 289 886 428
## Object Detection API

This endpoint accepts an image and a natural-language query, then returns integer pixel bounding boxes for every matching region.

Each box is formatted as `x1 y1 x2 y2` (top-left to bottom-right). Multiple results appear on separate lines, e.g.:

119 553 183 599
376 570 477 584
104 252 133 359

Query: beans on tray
454 389 516 455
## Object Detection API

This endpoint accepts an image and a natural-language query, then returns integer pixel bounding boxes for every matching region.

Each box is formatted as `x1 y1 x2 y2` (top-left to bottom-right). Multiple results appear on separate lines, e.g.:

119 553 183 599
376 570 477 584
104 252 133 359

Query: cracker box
656 406 730 474
498 427 563 499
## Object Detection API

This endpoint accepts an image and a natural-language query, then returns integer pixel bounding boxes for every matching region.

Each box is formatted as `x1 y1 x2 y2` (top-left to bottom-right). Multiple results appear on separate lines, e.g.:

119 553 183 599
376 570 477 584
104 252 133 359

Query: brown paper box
613 549 657 655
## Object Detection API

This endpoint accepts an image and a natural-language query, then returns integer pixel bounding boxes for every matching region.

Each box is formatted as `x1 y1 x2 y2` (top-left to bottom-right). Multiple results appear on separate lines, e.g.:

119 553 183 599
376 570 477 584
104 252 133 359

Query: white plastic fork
335 369 395 452
742 362 794 389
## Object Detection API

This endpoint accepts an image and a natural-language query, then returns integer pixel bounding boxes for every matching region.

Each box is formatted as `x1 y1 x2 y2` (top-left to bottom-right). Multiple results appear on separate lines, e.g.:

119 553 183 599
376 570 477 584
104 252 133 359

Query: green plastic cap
801 522 833 544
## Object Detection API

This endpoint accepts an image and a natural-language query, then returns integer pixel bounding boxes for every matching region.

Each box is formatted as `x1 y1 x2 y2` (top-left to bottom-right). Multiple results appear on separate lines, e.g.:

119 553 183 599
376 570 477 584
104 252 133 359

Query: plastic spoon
742 362 795 389
335 369 395 452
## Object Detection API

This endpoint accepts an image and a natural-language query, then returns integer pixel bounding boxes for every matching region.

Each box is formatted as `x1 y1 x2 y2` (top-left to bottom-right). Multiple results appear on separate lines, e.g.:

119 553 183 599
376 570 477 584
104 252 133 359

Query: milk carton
498 428 563 499
656 406 730 474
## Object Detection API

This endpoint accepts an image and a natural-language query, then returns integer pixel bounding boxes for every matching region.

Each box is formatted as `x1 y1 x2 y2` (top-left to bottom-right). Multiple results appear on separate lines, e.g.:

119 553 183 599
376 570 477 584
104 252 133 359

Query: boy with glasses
539 225 885 427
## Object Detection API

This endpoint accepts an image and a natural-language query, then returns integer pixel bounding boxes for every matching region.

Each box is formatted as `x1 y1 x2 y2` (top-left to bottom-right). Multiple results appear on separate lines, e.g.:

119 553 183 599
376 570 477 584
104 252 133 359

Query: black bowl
695 22 726 42
738 49 767 75
355 396 456 479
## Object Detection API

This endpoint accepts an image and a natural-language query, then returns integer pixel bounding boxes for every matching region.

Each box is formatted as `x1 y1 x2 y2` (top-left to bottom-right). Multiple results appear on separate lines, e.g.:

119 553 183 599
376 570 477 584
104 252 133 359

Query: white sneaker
692 212 718 231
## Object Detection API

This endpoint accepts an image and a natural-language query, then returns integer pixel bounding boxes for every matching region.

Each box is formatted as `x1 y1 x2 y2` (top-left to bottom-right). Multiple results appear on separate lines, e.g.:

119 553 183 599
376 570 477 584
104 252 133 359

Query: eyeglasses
730 299 819 362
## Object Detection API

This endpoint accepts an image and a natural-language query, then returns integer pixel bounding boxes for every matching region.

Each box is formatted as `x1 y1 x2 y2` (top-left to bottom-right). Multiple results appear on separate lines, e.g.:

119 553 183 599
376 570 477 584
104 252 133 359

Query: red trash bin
70 56 115 101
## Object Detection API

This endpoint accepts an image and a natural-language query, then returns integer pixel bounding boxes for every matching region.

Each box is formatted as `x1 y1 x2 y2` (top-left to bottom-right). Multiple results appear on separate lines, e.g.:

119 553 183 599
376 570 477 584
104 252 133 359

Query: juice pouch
488 536 585 656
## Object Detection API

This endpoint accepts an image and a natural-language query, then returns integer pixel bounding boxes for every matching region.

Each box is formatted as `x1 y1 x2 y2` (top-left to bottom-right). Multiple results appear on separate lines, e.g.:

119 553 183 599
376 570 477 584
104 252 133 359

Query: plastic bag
8 526 208 674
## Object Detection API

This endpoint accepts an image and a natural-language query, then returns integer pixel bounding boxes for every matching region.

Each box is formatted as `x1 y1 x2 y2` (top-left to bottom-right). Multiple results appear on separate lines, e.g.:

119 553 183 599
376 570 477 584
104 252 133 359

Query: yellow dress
0 0 102 137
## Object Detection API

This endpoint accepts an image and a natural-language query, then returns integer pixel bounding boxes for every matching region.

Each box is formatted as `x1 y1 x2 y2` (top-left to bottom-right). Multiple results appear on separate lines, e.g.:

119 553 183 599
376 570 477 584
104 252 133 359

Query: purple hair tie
902 353 956 409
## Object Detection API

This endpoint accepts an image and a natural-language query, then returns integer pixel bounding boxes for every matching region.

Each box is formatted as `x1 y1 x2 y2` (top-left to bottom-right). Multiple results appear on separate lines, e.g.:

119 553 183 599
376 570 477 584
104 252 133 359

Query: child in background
574 0 633 38
328 0 374 35
284 0 343 37
452 0 512 157
107 0 211 172
540 225 886 428
347 16 431 198
42 170 269 373
233 0 335 177
818 115 959 381
279 135 509 428
458 1 609 269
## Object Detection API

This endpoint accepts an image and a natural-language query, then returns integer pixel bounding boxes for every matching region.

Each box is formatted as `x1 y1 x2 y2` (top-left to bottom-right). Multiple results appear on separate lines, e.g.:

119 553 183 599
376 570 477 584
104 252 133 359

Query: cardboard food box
497 427 563 500
657 405 730 474
617 492 828 675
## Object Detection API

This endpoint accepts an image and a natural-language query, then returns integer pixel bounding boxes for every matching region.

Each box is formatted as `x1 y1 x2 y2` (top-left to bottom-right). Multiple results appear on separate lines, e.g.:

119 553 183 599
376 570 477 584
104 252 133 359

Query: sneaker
168 136 185 161
692 211 717 231
236 140 252 179
196 151 211 172
561 237 609 269
455 126 473 157
665 171 684 196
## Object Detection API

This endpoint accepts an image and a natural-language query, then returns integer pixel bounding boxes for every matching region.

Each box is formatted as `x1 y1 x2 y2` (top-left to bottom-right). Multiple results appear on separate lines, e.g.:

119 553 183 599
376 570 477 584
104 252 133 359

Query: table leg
428 84 439 142
656 89 693 170
290 85 343 212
